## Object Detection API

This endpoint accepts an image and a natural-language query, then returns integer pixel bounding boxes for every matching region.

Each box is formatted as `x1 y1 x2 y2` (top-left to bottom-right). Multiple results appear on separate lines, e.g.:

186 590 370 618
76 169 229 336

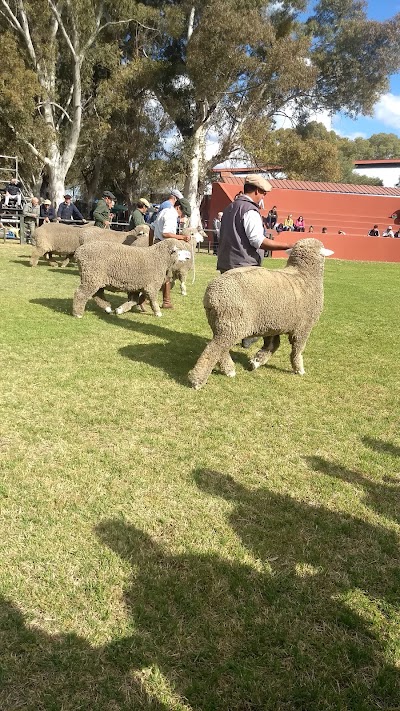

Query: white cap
170 188 183 199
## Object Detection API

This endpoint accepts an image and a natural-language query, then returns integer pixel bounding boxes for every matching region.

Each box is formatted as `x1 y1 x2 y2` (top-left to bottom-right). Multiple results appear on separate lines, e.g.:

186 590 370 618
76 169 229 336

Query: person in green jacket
93 191 116 228
129 197 150 229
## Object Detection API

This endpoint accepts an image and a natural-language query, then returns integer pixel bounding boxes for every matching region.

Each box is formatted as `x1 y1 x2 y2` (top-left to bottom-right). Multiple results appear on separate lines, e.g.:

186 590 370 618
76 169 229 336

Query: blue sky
331 0 400 139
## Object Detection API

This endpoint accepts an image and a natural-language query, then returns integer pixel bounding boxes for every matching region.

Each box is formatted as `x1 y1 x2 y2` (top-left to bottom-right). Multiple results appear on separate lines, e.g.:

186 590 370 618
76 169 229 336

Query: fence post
20 214 25 244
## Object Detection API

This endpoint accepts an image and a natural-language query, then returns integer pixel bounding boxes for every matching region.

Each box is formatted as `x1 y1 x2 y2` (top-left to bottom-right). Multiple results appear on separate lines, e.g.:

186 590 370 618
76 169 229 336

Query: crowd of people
368 224 400 238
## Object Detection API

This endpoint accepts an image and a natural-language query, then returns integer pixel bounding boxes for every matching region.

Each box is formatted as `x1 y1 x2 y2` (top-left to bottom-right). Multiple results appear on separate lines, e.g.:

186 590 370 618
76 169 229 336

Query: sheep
72 238 191 318
188 238 334 390
30 222 102 267
78 223 150 247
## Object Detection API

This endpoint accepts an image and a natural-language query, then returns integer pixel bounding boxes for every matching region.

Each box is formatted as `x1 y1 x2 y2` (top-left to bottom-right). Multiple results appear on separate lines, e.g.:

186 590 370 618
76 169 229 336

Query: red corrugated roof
215 175 400 197
354 159 400 165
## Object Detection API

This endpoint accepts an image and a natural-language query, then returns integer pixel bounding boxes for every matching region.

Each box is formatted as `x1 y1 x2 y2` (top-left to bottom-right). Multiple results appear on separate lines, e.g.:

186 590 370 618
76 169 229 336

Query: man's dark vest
217 195 262 271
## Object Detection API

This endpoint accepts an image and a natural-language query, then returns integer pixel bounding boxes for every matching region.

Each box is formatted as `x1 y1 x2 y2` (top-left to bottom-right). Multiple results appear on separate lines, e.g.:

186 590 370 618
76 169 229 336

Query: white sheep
72 238 191 318
188 238 334 389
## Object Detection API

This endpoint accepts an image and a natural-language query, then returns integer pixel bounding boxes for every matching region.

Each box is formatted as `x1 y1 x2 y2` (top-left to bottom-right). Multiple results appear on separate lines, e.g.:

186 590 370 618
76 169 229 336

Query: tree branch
83 17 159 54
0 0 36 65
47 0 77 59
37 101 72 123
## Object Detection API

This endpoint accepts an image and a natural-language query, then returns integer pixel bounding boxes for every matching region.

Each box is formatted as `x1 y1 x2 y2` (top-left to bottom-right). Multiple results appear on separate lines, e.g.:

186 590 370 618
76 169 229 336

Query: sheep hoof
106 306 113 314
293 369 306 376
226 370 236 378
155 311 162 317
250 359 261 370
74 314 83 319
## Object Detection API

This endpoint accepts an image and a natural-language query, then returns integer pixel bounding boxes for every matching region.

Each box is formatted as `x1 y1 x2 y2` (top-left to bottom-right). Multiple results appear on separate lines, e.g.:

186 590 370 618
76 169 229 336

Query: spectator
294 216 305 232
394 229 400 238
266 205 278 229
368 225 380 237
322 227 328 234
338 229 346 235
40 199 56 224
308 225 314 233
57 194 85 222
4 178 22 208
148 205 159 225
382 225 394 238
93 191 116 229
151 196 192 309
213 211 223 255
129 198 150 229
283 214 294 231
275 222 284 233
159 189 183 212
23 197 40 242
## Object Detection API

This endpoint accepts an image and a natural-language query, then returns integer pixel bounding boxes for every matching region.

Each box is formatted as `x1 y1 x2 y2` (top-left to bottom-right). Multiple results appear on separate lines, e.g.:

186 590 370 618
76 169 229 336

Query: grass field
0 243 399 710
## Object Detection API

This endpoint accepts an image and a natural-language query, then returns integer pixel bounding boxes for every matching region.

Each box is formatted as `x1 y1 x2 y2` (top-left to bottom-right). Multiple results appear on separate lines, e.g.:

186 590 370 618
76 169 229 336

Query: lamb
188 238 334 390
30 222 102 267
72 238 191 318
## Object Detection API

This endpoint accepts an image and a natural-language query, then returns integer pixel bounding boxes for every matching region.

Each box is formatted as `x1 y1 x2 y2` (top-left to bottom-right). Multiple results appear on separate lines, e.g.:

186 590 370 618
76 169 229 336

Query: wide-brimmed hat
43 199 52 205
103 190 116 200
64 194 72 199
244 174 272 193
170 188 183 199
138 197 150 208
176 197 191 217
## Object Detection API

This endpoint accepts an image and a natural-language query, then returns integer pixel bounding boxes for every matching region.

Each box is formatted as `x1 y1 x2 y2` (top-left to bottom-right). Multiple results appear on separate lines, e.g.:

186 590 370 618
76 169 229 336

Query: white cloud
273 101 332 131
374 93 400 132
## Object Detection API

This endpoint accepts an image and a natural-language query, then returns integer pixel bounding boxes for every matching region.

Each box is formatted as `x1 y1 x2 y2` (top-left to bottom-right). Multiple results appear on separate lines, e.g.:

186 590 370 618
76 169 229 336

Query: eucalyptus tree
0 0 154 203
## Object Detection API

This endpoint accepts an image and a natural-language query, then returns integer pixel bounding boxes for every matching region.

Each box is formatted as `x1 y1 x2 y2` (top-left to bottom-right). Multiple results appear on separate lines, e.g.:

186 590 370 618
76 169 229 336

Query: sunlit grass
0 244 399 710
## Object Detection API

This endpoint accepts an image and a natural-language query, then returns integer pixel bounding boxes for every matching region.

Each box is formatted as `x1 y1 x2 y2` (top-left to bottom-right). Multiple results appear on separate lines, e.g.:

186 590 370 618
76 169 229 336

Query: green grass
0 244 399 710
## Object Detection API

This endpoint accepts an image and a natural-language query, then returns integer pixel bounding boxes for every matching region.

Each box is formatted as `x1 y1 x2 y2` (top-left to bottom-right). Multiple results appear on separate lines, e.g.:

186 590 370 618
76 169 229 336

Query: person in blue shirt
159 188 183 212
57 194 85 222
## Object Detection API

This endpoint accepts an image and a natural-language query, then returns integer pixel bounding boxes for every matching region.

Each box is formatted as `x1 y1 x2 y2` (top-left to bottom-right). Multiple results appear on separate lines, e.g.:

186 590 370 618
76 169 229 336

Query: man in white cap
39 199 56 224
129 198 151 229
382 225 394 238
217 174 294 347
159 188 184 212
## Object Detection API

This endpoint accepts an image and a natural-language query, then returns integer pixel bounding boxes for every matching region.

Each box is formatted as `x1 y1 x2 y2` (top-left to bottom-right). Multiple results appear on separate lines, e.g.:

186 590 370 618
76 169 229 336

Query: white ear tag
178 249 191 261
320 248 334 256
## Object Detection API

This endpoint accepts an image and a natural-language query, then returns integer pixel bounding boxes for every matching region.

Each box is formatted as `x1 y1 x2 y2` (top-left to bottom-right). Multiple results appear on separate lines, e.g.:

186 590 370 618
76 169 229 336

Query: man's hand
104 220 110 228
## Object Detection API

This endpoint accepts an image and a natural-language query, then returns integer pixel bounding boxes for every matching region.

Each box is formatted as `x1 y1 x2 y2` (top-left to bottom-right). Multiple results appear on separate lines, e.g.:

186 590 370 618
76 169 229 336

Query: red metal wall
209 182 400 262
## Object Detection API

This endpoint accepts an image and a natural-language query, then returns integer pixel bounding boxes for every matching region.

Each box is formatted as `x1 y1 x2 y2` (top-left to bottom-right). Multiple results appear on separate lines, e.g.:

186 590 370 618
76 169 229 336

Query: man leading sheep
217 174 294 347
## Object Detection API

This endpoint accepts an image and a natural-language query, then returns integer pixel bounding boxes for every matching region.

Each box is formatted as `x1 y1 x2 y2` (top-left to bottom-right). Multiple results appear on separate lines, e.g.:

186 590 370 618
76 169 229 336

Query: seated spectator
368 225 380 237
266 205 278 229
394 229 400 238
4 178 22 208
57 194 85 222
308 225 314 233
338 229 346 235
283 214 294 231
23 197 40 242
382 225 394 238
40 199 56 224
275 222 284 233
322 226 328 234
294 216 305 232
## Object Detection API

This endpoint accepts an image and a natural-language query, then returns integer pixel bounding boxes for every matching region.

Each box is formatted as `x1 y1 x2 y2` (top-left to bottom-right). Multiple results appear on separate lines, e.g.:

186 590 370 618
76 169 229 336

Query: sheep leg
180 278 187 296
73 284 97 318
188 337 234 390
115 292 141 315
219 352 236 378
30 247 47 267
289 333 308 375
144 289 162 317
92 288 113 314
59 253 74 268
250 335 281 370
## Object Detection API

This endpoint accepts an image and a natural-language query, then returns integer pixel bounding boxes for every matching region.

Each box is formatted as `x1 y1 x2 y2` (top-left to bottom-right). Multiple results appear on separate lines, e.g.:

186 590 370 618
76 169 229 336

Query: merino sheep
72 238 191 318
188 238 334 390
78 224 150 247
30 222 101 267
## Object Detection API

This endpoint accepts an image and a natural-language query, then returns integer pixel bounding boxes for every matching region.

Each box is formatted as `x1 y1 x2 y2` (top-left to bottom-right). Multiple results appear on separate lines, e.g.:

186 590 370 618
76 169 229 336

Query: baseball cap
176 197 191 217
244 174 272 193
103 190 116 200
138 198 150 208
170 188 183 199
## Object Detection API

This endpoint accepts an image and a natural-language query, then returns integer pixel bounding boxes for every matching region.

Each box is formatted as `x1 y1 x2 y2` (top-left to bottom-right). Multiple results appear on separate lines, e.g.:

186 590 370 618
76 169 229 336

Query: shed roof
214 174 400 197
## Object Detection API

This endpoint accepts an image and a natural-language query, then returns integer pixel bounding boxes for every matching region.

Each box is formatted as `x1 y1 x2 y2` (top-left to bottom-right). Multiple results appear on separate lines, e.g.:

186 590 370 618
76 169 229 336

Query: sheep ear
320 248 334 256
285 248 292 255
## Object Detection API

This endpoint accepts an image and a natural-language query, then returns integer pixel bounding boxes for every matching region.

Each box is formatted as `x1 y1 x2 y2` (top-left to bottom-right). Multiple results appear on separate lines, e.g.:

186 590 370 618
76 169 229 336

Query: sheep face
286 238 333 270
182 227 204 244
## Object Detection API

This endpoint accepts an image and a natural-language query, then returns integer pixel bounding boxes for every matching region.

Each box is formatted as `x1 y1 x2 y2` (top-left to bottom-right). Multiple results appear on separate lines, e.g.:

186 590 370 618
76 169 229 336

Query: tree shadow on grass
306 454 400 525
0 595 168 710
95 470 400 710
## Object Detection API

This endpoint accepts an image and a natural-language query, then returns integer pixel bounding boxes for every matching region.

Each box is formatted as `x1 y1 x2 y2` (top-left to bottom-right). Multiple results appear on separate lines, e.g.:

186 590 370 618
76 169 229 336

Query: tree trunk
183 123 206 227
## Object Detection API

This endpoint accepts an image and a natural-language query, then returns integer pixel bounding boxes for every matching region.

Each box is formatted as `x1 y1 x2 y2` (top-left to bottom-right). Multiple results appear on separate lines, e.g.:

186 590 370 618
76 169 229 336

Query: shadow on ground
1 461 399 709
